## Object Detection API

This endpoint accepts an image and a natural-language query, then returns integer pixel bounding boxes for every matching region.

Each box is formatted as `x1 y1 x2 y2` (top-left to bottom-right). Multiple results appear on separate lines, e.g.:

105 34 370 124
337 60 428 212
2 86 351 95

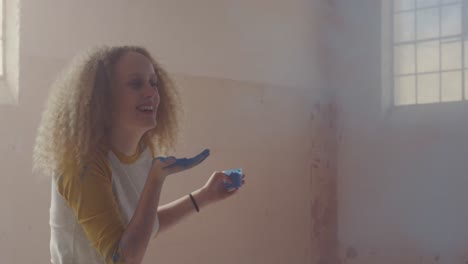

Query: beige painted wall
0 0 325 263
327 0 468 263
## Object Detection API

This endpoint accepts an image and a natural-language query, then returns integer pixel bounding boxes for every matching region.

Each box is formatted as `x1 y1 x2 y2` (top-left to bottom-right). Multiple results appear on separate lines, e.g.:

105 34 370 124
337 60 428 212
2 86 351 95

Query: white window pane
395 75 416 105
395 44 416 74
0 0 3 39
0 42 3 77
441 5 461 36
465 41 468 68
417 0 440 8
441 71 462 101
417 41 440 72
0 0 3 76
441 0 460 3
418 73 440 104
394 12 415 42
417 8 440 40
395 0 415 11
441 40 461 70
464 70 468 100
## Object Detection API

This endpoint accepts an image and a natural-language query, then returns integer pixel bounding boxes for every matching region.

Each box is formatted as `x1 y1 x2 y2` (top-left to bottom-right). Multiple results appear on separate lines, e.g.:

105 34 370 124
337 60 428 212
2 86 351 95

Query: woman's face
111 51 160 134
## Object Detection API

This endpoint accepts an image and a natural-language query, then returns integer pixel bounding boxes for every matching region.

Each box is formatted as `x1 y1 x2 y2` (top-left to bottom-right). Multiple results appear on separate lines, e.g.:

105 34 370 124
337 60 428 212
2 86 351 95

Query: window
392 0 467 105
0 0 4 77
0 0 19 105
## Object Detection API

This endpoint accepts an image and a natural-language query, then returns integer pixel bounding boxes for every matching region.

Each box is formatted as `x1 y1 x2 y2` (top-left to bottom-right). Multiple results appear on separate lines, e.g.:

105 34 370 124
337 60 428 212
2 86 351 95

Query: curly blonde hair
33 45 182 177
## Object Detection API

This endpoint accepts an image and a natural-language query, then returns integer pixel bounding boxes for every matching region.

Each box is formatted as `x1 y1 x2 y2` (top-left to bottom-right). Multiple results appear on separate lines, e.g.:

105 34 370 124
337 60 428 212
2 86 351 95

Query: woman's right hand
150 149 210 180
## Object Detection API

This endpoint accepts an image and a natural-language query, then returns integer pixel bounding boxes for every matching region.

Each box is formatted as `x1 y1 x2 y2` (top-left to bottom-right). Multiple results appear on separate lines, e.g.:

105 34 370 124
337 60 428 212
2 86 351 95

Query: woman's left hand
199 171 245 205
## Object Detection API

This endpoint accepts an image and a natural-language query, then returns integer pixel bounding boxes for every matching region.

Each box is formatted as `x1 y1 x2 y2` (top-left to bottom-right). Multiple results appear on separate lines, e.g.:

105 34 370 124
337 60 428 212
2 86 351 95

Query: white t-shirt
49 145 159 264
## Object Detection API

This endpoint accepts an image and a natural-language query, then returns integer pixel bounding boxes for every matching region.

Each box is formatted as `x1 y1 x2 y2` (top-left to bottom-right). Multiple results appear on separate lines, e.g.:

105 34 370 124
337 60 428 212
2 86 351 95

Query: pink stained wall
326 0 468 263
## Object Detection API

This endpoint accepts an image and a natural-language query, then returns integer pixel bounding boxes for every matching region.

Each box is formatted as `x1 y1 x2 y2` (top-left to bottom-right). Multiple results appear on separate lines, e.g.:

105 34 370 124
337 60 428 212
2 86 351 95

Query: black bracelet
189 193 199 212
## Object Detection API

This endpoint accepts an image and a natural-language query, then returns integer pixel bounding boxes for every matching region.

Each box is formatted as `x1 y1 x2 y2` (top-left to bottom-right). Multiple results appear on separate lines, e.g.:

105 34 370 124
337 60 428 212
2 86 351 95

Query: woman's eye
130 80 143 89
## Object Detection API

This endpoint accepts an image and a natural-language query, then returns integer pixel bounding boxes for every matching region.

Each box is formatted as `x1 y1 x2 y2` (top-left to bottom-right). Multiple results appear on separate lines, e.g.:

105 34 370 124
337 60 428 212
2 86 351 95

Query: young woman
33 46 245 264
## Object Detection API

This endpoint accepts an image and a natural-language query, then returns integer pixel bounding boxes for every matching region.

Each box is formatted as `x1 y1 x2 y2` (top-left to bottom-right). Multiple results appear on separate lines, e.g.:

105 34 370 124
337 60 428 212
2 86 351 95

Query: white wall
328 0 468 263
0 0 324 263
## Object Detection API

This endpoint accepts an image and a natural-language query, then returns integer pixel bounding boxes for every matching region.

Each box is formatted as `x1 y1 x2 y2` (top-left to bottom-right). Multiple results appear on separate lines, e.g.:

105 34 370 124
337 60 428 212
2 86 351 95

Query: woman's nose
144 83 157 98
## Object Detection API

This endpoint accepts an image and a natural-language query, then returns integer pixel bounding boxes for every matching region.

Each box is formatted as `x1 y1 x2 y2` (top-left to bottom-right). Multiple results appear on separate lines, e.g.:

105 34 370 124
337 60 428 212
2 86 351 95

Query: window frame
386 0 468 107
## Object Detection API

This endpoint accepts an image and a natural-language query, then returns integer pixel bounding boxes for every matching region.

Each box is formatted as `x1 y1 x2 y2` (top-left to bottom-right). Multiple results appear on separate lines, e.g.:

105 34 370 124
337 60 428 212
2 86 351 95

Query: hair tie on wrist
189 193 199 212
